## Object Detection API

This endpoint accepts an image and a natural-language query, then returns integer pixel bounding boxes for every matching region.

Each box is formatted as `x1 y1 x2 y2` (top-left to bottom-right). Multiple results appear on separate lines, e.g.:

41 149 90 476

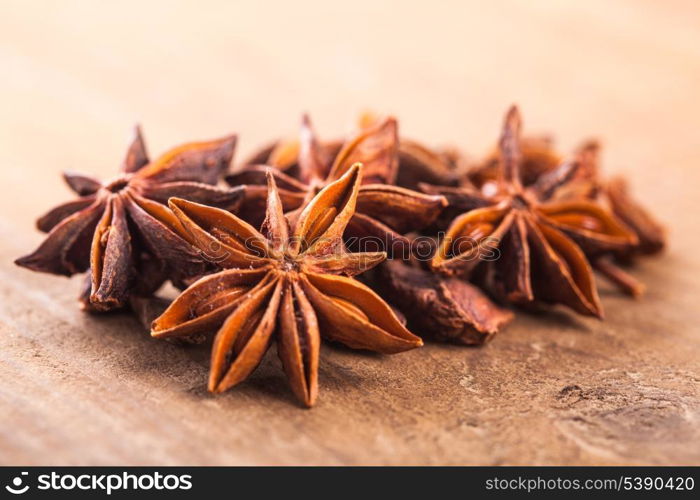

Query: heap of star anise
226 114 448 255
14 107 666 407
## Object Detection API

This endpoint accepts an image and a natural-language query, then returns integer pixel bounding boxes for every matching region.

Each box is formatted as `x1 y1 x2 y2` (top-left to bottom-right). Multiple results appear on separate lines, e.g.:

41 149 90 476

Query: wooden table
1 0 698 465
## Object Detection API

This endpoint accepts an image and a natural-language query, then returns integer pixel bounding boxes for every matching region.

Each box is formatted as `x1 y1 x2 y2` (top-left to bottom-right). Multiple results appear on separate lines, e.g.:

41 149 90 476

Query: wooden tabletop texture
1 0 699 465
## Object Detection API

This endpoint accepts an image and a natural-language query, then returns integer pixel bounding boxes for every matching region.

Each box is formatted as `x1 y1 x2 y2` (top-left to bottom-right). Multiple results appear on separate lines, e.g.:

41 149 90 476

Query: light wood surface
1 0 699 465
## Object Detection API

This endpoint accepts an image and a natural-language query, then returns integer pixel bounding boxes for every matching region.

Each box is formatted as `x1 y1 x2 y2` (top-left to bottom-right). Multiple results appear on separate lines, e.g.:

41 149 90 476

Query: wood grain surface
1 0 699 465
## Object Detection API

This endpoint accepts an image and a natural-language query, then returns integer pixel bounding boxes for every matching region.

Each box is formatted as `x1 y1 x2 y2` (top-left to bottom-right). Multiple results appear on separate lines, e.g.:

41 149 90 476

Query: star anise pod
429 106 638 317
356 111 460 190
567 140 666 257
241 112 459 191
605 176 665 256
151 164 422 407
15 127 242 311
549 140 666 297
373 259 513 345
466 135 562 189
238 129 343 179
227 115 446 255
475 137 666 262
464 135 665 298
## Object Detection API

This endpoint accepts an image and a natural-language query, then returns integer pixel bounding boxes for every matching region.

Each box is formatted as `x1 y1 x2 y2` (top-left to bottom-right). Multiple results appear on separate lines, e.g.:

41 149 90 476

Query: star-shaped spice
564 140 667 259
226 115 446 255
242 111 460 192
374 259 514 345
15 127 242 311
456 135 666 298
467 135 562 190
151 164 422 407
560 141 666 297
429 106 638 317
356 111 461 190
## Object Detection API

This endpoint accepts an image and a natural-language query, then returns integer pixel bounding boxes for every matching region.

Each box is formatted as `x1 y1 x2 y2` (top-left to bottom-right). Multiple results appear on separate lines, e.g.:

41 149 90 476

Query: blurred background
2 0 699 465
1 0 699 236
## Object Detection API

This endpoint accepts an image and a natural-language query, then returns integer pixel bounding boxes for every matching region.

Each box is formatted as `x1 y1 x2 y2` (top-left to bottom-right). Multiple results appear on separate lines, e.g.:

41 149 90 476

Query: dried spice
605 176 665 256
375 259 513 345
357 111 460 190
395 139 460 190
567 141 666 257
553 141 666 296
227 115 446 255
430 106 638 317
13 106 670 410
15 127 242 311
477 137 666 261
243 113 459 192
467 135 562 189
151 165 422 407
462 134 665 298
239 134 343 179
